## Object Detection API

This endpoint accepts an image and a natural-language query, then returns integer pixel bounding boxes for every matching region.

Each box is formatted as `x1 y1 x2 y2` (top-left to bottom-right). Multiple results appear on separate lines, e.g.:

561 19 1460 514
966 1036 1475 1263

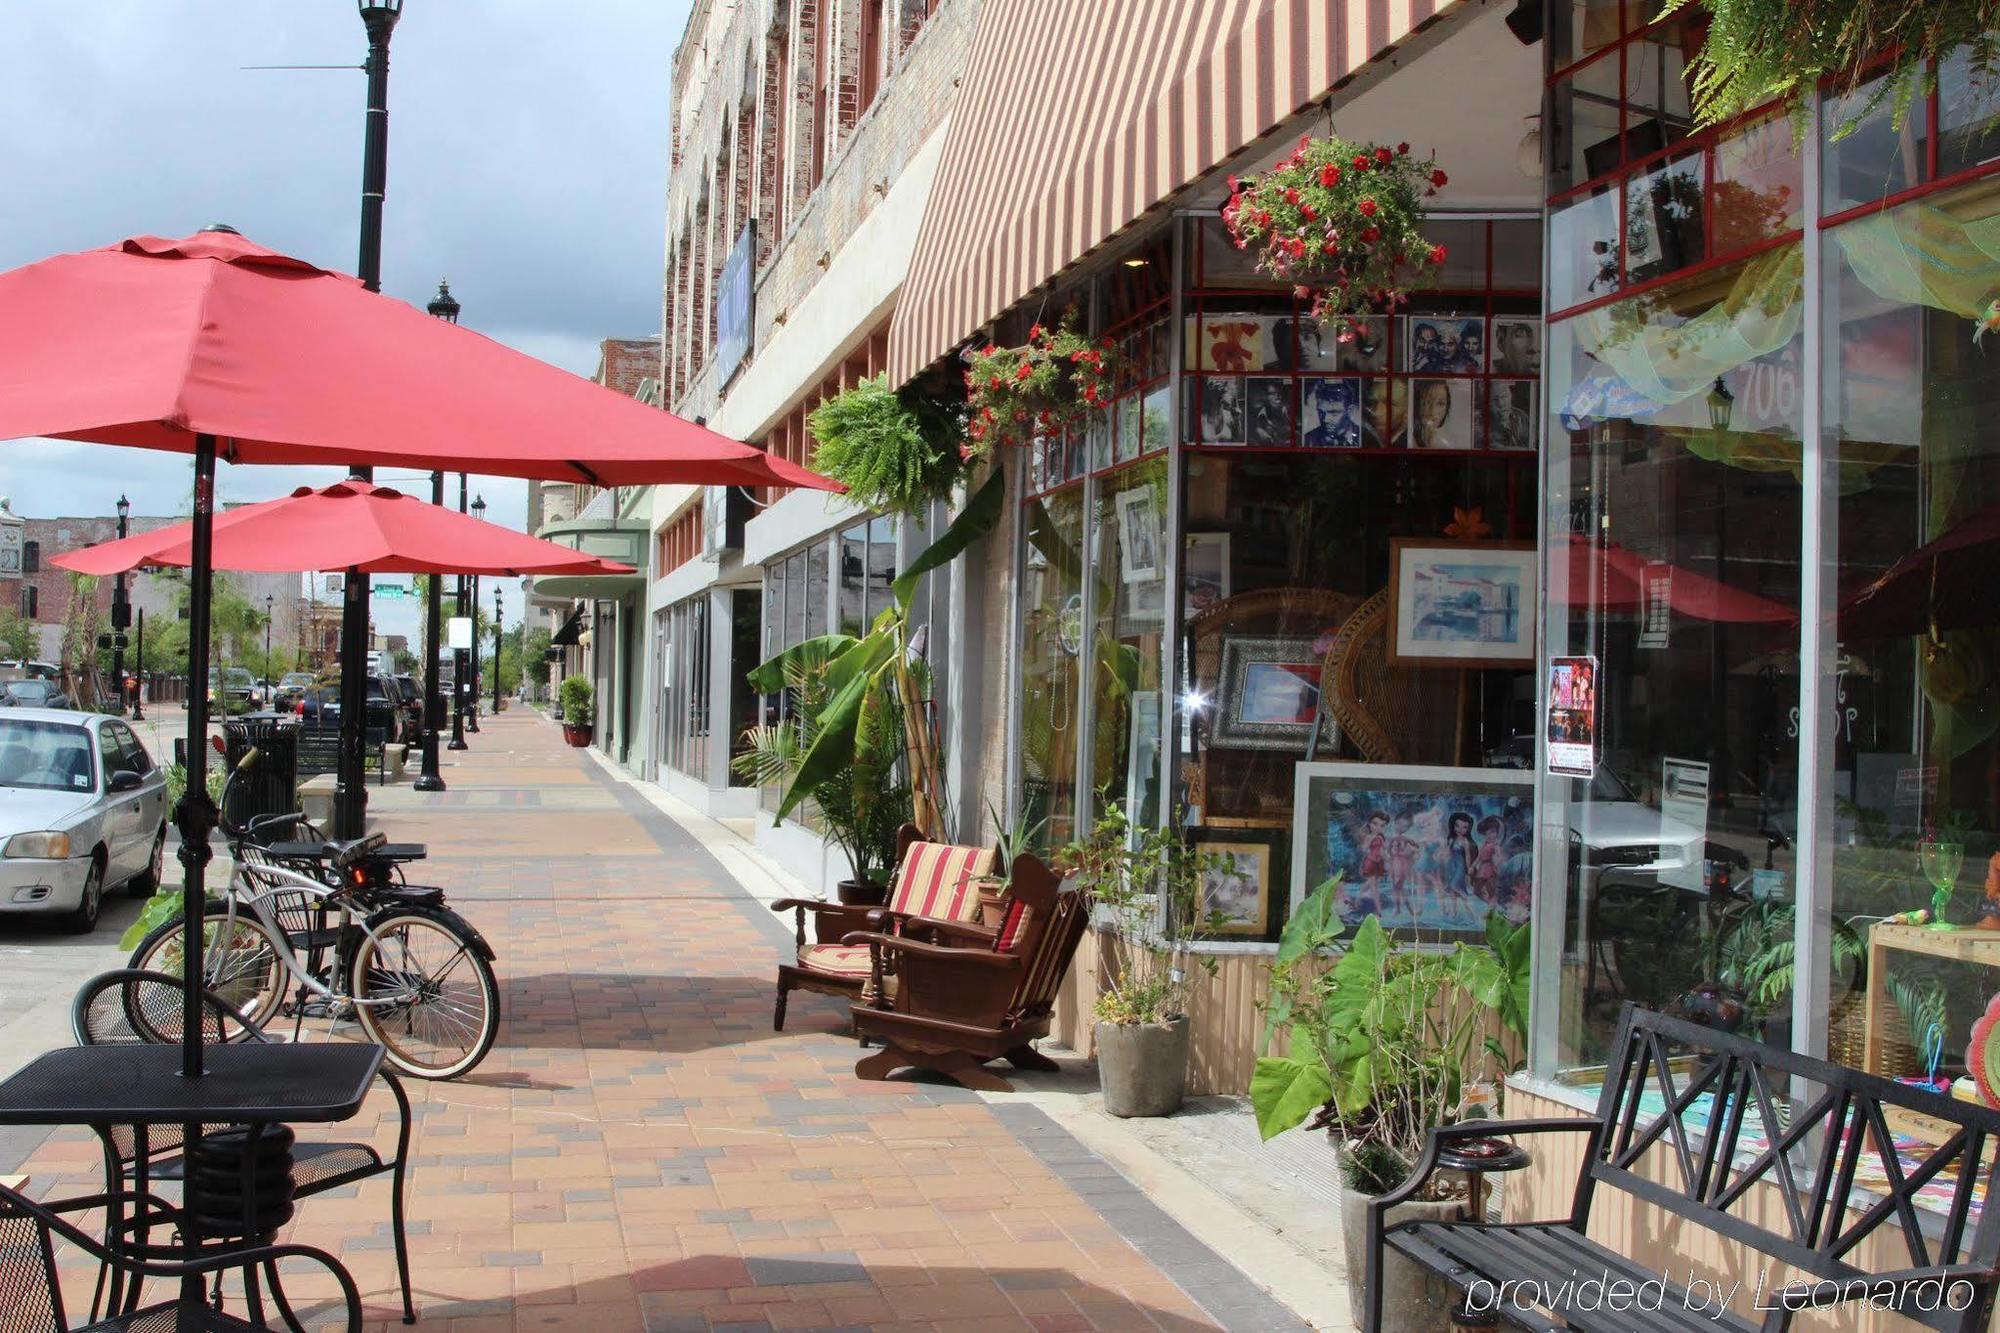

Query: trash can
221 713 300 828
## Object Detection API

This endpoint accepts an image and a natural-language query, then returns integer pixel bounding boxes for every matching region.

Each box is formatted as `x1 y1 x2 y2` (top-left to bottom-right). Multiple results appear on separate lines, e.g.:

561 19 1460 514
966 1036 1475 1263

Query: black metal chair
70 970 415 1325
0 1177 362 1332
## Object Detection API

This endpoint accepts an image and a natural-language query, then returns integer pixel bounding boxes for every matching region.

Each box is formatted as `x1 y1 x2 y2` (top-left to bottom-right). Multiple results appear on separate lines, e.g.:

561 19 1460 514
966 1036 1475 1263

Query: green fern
1659 0 2000 140
807 375 968 519
1887 971 1949 1059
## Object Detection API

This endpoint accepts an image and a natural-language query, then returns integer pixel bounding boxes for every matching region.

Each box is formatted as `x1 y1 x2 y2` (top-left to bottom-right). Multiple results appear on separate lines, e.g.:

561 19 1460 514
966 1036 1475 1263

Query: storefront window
1820 173 2000 1089
1019 481 1086 853
1543 245 1806 1071
1090 458 1168 834
659 595 710 782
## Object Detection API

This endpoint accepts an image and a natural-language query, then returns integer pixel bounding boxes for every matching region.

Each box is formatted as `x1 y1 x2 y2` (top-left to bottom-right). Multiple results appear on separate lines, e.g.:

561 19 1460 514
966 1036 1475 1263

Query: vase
1095 1016 1190 1117
1340 1182 1464 1332
561 723 592 748
836 879 889 907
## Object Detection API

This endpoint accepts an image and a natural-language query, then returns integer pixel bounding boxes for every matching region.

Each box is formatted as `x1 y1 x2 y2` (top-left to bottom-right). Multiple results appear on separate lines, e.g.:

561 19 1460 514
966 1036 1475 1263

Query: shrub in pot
732 640 912 905
1250 878 1530 1331
558 675 594 747
1061 805 1227 1118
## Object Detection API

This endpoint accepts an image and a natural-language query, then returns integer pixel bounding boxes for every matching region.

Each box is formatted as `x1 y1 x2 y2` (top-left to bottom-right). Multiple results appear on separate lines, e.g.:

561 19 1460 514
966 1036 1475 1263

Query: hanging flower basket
962 314 1131 456
1222 134 1448 339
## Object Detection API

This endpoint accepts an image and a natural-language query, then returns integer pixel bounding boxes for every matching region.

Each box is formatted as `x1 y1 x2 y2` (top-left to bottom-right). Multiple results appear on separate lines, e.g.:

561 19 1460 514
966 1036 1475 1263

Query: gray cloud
2 0 691 632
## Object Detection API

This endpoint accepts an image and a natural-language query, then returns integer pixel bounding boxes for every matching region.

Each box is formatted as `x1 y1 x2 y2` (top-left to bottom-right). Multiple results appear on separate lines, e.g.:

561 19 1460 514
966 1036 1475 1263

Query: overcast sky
1 1 691 633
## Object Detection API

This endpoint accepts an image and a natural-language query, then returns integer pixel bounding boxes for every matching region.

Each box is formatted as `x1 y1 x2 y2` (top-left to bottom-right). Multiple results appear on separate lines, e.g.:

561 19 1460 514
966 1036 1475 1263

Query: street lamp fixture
264 593 274 700
1707 376 1735 433
492 585 504 717
466 494 486 733
111 495 131 715
417 276 455 790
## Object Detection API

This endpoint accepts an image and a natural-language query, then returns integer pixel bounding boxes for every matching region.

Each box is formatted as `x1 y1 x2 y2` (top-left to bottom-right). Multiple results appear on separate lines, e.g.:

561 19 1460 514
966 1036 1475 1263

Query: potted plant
1060 804 1225 1118
1251 878 1529 1332
733 642 912 906
558 674 594 747
962 313 1131 454
973 800 1048 926
807 374 970 520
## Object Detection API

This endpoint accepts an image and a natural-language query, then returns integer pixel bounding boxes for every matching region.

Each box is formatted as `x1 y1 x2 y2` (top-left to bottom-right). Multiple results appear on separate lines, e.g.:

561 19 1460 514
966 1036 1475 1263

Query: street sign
373 583 409 598
447 616 473 651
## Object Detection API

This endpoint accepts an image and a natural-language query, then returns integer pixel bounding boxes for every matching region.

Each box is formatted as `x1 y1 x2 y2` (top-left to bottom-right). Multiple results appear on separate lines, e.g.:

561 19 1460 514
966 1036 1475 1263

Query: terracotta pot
561 723 592 747
836 879 889 907
973 877 1010 928
1340 1180 1464 1332
1095 1016 1189 1117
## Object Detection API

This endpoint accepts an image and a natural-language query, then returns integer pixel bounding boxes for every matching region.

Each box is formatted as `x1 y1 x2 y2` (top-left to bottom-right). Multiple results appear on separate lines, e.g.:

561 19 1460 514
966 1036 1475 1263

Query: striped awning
887 0 1457 384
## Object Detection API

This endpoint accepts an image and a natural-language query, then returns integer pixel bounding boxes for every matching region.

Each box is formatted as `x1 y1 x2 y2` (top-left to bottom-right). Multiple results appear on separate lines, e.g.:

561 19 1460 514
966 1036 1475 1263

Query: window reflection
1824 179 2000 1079
1092 459 1168 834
1546 246 1805 1070
1019 488 1086 853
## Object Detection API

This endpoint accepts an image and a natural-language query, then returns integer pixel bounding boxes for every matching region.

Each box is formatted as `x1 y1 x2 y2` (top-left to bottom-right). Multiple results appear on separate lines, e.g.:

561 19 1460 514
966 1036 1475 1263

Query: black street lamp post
335 0 405 839
263 594 273 698
467 495 484 734
449 475 469 751
492 585 503 716
111 495 130 716
132 608 144 721
415 279 458 792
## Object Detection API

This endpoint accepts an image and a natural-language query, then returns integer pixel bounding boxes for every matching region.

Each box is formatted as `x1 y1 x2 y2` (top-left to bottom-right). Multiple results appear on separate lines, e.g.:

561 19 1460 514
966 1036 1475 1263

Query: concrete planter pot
561 723 593 748
1339 1182 1464 1332
1095 1016 1189 1117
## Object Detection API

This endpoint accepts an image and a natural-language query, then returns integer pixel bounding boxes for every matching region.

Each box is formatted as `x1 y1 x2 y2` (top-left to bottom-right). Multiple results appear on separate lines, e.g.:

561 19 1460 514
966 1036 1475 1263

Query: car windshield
0 718 93 791
282 674 313 687
4 681 52 703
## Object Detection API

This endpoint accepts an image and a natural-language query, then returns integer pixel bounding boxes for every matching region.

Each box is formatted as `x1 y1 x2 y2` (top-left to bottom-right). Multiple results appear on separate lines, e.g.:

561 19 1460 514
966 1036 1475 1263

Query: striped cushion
888 841 995 923
996 897 1033 952
796 943 874 977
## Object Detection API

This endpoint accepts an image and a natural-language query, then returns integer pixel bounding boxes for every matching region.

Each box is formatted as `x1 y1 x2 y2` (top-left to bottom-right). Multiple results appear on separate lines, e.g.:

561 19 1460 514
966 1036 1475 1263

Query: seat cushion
996 897 1033 952
888 841 995 923
796 943 874 977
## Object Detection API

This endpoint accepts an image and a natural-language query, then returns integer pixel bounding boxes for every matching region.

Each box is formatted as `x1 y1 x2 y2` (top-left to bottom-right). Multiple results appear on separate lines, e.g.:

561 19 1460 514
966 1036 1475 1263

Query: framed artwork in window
1190 824 1286 937
1388 539 1536 668
1214 635 1331 751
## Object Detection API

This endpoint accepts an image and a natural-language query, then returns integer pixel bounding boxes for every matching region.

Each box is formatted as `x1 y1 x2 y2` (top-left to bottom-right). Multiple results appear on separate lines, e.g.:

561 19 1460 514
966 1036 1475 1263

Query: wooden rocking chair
770 825 996 1029
846 852 1089 1092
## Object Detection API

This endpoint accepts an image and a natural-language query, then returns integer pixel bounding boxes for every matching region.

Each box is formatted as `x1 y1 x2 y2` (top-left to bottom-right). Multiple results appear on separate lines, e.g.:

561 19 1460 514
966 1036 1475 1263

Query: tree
0 605 35 662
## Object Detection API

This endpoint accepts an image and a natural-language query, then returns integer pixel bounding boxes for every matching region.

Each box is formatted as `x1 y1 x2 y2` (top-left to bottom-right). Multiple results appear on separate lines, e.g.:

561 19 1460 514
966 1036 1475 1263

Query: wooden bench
1370 1005 2000 1332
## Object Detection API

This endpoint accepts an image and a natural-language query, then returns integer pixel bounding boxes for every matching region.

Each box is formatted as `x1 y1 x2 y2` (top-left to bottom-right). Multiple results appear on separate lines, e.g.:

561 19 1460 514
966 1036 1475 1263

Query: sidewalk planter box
1341 1188 1461 1332
1096 1016 1189 1117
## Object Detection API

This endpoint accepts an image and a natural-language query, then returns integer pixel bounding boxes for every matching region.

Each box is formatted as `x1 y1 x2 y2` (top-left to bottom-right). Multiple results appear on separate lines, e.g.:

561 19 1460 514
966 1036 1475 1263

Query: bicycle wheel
350 913 499 1079
127 910 287 1040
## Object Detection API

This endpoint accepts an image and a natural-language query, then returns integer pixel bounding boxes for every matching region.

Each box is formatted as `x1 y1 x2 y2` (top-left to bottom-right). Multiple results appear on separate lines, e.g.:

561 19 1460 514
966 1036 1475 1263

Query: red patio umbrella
52 480 635 577
1841 502 2000 640
0 228 834 1076
1561 536 1794 625
0 230 830 489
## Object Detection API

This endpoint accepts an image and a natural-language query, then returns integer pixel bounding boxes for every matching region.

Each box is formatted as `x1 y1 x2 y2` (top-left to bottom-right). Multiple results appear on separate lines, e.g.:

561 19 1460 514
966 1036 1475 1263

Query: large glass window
659 595 710 782
1543 246 1805 1072
1820 172 2000 1091
1091 457 1169 835
1019 482 1087 853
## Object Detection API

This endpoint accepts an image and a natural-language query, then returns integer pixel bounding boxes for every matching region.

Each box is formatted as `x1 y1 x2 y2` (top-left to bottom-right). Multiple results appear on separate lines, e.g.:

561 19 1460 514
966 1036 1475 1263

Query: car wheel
129 826 167 897
63 855 105 934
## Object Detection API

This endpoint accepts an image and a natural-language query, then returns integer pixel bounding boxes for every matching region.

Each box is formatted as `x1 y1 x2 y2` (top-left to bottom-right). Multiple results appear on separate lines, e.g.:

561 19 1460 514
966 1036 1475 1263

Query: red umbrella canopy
1561 536 1794 625
0 230 834 491
51 480 634 578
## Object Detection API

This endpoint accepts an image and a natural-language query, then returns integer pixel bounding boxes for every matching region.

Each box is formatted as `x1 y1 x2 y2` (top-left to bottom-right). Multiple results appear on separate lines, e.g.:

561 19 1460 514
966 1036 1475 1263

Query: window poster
1546 655 1598 777
1659 757 1712 894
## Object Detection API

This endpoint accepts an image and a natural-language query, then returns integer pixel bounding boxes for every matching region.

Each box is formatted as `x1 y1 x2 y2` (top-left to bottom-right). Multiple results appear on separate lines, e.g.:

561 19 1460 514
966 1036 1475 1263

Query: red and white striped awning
887 0 1457 384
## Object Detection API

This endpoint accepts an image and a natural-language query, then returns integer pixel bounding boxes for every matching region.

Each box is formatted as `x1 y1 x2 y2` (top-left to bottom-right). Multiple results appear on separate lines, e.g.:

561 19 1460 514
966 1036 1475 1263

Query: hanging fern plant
806 374 968 519
1662 0 2000 139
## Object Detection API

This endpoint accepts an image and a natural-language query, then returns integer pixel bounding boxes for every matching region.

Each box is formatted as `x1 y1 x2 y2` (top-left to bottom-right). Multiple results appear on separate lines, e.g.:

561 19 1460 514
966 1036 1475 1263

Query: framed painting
1190 825 1284 937
1113 486 1162 583
1183 532 1231 618
1214 635 1329 751
1291 762 1534 935
1387 539 1536 668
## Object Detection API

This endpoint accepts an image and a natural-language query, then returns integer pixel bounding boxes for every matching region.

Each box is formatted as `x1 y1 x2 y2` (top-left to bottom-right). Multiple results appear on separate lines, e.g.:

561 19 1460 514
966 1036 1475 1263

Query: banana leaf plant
747 468 1006 835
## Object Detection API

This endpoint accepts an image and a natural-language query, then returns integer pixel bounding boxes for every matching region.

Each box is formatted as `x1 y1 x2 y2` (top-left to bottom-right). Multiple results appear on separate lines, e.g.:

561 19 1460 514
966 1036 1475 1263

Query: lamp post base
413 773 447 792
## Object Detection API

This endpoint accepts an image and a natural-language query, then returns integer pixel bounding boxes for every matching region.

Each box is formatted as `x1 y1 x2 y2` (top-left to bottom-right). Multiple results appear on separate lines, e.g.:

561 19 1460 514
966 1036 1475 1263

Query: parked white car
0 709 168 932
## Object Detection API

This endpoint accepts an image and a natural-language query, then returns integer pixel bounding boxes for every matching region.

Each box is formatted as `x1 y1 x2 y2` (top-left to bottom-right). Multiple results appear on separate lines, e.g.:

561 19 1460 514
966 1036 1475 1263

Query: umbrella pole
177 433 221 1079
333 565 369 838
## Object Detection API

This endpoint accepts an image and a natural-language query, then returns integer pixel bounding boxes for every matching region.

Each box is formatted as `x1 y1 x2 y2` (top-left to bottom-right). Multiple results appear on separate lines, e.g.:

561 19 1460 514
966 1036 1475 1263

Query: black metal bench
1369 1005 2000 1332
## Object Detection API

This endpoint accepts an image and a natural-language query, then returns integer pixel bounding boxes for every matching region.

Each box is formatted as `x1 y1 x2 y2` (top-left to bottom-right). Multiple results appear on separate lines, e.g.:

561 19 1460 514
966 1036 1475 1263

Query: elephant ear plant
1251 876 1531 1197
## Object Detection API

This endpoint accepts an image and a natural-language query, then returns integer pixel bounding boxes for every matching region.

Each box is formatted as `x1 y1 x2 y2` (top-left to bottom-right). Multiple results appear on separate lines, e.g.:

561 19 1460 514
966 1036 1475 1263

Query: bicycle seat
329 833 389 869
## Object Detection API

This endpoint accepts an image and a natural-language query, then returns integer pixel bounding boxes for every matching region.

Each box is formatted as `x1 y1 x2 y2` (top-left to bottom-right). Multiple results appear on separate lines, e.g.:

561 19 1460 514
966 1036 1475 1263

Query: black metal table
0 1043 384 1330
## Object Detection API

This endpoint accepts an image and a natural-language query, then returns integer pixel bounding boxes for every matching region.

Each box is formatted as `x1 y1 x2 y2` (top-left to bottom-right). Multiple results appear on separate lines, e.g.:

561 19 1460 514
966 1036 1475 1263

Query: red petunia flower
1284 187 1301 206
1015 362 1033 382
1352 154 1370 170
1029 323 1045 341
1429 244 1448 265
1319 163 1341 187
1375 147 1393 165
1361 226 1381 244
1358 198 1378 217
1301 203 1317 222
1397 142 1410 155
1431 169 1449 188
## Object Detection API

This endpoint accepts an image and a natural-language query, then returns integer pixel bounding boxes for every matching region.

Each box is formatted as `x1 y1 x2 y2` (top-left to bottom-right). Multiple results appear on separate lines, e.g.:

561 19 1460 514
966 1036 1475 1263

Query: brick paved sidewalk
9 711 1307 1332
